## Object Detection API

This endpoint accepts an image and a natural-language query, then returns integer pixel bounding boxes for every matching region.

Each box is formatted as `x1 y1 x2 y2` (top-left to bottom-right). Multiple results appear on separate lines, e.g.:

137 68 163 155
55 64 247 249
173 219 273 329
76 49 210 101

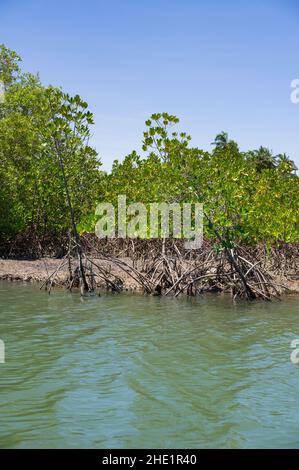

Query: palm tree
246 146 276 172
212 131 229 149
276 153 297 175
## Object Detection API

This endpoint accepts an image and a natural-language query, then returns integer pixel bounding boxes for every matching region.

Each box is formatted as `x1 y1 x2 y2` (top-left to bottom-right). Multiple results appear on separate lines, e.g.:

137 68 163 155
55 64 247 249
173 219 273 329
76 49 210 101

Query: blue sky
1 0 298 169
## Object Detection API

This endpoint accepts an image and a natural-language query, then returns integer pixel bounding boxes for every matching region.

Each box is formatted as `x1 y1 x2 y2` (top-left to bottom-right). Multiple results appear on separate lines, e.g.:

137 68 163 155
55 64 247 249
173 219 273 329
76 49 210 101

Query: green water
0 281 299 449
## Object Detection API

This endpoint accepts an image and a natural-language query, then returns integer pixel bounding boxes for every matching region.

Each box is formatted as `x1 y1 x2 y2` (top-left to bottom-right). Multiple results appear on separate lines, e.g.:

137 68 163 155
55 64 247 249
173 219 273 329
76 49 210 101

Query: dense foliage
101 114 299 245
0 45 103 245
0 45 298 252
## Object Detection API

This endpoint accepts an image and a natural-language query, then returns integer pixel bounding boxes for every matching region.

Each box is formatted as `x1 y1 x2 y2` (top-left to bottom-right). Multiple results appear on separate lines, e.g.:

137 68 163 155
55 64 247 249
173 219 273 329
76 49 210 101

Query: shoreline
1 258 299 297
0 258 142 291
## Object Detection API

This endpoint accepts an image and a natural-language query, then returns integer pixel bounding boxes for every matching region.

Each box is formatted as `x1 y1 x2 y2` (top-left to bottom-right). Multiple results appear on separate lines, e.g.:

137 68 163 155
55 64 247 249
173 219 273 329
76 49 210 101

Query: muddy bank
0 258 141 291
1 256 299 297
1 237 298 299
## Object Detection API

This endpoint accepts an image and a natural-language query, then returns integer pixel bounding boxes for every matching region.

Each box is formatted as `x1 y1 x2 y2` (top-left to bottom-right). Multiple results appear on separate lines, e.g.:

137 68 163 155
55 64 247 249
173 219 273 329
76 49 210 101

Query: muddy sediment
0 253 298 298
0 258 142 291
1 237 298 299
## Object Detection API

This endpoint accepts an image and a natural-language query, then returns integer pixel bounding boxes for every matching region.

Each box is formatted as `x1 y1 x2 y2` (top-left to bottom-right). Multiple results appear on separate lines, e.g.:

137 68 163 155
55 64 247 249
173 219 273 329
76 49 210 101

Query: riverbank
1 255 299 297
0 258 142 291
1 236 298 299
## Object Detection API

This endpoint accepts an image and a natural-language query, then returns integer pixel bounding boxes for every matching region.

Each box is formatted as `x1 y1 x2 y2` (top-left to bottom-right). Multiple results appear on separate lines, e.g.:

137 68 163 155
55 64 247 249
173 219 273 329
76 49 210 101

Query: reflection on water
0 281 299 448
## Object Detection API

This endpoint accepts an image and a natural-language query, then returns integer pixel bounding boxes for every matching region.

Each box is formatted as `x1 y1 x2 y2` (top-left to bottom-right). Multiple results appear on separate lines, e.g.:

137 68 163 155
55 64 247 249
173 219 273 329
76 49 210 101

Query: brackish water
0 281 299 448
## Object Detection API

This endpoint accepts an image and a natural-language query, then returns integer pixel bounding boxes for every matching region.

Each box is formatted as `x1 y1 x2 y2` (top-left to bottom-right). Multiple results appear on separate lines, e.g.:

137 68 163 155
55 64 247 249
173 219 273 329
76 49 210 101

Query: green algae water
0 280 299 449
